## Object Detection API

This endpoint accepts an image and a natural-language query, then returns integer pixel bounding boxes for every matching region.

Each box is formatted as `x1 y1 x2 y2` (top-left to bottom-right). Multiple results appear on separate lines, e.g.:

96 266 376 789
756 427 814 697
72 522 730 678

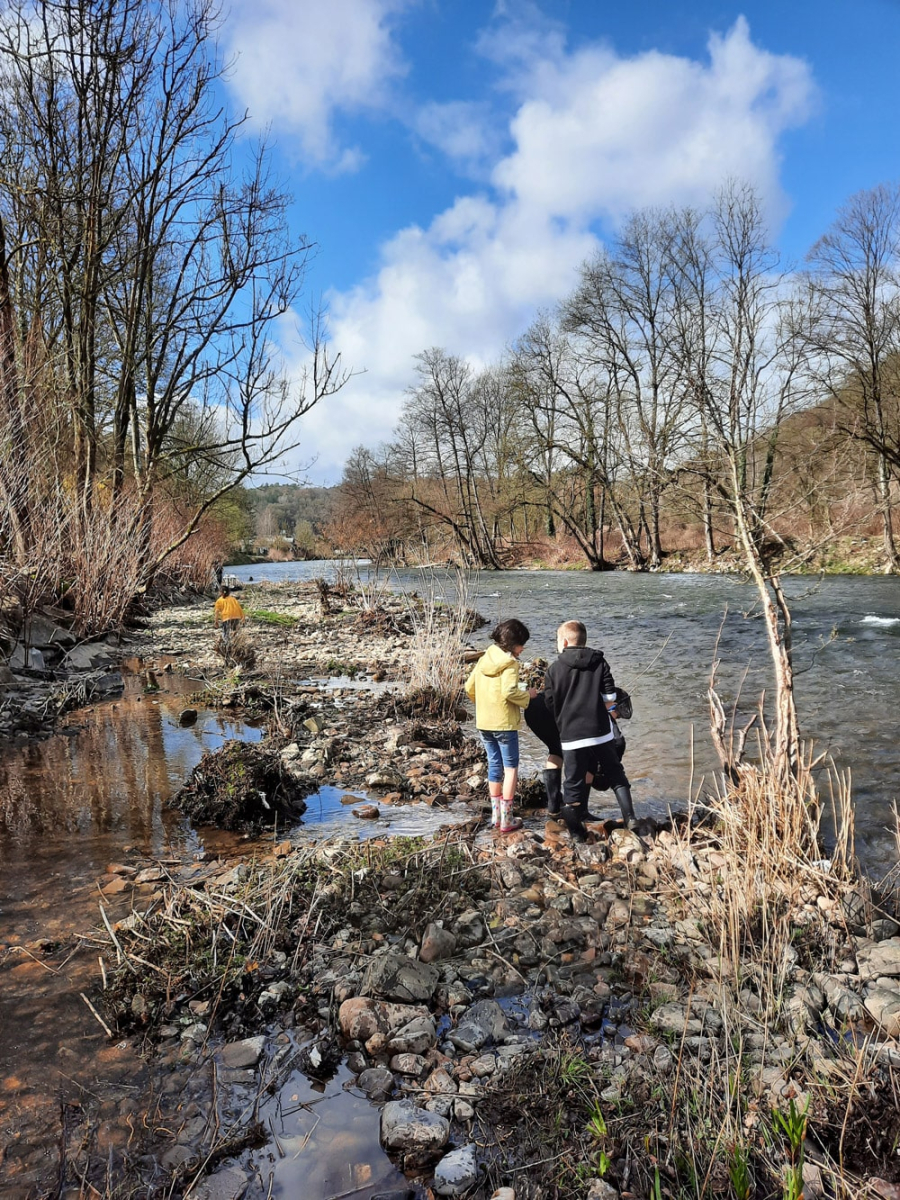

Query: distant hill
246 483 340 541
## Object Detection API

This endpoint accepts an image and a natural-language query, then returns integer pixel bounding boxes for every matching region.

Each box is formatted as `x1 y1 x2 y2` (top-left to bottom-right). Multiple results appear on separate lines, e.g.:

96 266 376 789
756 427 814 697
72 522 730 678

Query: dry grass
403 567 478 718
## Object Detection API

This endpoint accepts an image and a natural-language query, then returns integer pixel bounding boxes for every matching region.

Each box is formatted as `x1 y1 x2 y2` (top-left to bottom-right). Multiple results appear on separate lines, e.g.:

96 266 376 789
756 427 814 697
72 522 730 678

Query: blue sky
220 0 900 483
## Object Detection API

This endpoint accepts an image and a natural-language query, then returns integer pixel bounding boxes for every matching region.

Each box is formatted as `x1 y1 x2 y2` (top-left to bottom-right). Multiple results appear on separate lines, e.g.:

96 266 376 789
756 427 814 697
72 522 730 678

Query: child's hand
528 687 538 699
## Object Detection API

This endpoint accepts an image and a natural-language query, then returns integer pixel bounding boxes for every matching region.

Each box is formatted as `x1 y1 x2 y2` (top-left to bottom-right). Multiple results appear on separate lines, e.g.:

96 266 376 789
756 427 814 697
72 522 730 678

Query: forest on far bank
322 182 900 576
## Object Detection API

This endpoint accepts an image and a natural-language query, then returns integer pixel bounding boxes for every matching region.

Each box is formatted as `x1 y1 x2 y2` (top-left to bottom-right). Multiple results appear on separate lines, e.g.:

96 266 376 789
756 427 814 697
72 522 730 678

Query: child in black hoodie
543 620 636 840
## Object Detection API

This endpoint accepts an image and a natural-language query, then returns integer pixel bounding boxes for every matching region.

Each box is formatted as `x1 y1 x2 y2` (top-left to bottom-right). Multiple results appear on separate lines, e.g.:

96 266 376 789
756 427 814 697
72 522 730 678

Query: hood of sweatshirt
479 643 517 677
560 647 604 671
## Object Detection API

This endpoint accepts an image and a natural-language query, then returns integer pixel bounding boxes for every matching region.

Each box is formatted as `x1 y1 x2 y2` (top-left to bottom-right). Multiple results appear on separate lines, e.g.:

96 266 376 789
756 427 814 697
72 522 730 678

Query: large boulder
362 953 440 1004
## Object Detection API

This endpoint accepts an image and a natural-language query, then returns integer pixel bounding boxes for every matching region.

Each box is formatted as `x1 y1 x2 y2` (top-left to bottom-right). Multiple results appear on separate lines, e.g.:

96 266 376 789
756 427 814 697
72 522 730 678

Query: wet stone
358 1067 395 1100
219 1036 266 1069
380 1099 450 1155
434 1143 478 1196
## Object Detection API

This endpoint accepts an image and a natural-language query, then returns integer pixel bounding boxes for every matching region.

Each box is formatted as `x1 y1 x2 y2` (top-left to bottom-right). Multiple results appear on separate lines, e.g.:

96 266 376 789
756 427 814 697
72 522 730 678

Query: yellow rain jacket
464 643 530 731
214 594 245 623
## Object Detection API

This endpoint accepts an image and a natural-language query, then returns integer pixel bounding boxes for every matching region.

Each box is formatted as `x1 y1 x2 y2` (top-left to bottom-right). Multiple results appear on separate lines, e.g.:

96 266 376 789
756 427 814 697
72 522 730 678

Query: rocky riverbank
42 582 900 1198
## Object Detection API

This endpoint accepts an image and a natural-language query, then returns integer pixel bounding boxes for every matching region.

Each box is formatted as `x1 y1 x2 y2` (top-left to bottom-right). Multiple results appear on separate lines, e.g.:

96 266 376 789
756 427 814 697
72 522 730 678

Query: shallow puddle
0 668 469 1194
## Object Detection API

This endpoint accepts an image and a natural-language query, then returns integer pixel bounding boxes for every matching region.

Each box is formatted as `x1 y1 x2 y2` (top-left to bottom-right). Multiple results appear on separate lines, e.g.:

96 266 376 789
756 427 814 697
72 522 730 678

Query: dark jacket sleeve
543 661 559 720
600 656 616 702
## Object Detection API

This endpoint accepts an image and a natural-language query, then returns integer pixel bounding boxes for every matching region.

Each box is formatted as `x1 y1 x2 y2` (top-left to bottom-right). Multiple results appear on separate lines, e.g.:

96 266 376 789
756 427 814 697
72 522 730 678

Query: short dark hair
491 618 530 652
220 586 230 596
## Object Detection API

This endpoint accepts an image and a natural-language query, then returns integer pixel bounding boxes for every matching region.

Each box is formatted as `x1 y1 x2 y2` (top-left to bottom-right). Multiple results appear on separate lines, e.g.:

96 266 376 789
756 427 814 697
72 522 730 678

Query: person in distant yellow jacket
464 618 535 833
213 587 245 643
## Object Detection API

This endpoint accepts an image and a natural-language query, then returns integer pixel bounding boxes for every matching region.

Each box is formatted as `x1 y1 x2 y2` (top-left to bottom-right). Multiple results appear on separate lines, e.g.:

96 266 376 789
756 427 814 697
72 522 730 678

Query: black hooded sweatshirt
543 646 617 748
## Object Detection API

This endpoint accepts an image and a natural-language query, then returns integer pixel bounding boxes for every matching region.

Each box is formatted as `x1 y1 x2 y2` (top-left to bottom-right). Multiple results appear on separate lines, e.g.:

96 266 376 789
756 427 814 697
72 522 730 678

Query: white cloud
225 0 411 171
413 100 504 176
287 16 818 481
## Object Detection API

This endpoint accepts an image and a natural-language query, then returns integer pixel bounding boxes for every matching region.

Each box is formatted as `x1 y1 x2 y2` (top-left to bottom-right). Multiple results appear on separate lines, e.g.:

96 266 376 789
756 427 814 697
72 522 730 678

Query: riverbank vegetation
327 182 900 582
0 0 346 640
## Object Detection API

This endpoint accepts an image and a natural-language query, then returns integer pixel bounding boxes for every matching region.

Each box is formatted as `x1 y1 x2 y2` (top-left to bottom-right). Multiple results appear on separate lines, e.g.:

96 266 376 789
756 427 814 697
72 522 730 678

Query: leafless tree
802 183 900 572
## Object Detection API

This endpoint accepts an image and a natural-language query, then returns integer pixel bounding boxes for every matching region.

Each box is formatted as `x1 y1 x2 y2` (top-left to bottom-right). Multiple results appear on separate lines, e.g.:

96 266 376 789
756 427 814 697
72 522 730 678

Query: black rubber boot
560 803 588 843
542 768 562 815
613 785 636 828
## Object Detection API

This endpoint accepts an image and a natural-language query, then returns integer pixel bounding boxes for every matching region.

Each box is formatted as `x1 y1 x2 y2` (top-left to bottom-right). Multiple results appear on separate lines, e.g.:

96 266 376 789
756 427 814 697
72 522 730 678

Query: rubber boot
499 797 522 834
560 803 588 843
542 768 562 816
490 795 501 827
613 785 636 828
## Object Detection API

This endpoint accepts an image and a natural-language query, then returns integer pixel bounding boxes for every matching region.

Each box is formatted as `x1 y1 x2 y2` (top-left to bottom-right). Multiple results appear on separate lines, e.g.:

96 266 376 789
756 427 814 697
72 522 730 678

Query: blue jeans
480 730 520 782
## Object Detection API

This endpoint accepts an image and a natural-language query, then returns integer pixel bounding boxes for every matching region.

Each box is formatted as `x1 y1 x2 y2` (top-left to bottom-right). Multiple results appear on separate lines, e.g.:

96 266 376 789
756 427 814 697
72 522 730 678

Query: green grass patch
246 608 297 627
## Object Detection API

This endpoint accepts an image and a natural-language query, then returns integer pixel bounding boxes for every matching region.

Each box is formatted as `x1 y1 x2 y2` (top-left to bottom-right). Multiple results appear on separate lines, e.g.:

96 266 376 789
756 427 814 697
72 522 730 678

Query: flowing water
1 565 898 1194
234 562 900 876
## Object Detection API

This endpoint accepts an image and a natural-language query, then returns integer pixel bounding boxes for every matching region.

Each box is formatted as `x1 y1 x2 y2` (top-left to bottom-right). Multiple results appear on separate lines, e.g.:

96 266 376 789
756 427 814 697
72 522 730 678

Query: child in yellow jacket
464 618 534 832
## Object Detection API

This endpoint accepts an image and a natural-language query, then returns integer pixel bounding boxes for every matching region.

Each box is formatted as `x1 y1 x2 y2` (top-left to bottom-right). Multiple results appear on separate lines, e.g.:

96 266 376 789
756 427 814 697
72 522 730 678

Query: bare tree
564 210 687 567
0 0 347 611
802 184 900 572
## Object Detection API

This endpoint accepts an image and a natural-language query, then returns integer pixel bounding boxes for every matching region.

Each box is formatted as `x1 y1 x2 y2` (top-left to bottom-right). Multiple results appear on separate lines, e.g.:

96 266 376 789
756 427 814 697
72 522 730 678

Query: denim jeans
480 730 520 782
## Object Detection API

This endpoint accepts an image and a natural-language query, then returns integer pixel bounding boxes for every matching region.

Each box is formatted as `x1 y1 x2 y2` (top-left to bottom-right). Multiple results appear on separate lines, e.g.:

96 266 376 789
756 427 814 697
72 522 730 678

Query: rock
64 643 112 671
220 1036 266 1069
367 769 403 789
448 999 508 1053
304 715 326 734
454 910 485 948
179 708 198 726
864 985 900 1036
387 1016 437 1055
585 1182 619 1200
362 953 440 1003
297 1035 341 1080
650 1003 702 1037
0 663 15 687
653 1045 674 1073
490 1191 516 1200
26 615 75 648
380 1099 450 1156
425 1068 457 1094
856 939 900 980
391 1053 427 1075
433 1144 478 1196
353 804 380 819
358 1067 395 1100
420 923 457 963
338 997 431 1042
193 1168 250 1200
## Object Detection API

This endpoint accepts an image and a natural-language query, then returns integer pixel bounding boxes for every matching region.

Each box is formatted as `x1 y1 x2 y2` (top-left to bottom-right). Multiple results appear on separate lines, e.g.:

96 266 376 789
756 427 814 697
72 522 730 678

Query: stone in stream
178 708 198 726
362 953 440 1003
219 1036 266 1069
192 1167 250 1200
433 1144 479 1196
447 999 508 1053
380 1099 450 1156
353 804 380 819
358 1066 395 1100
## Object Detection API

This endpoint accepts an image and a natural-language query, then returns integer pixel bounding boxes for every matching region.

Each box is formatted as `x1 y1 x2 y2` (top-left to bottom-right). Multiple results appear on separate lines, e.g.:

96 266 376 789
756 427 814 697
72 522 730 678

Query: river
232 561 900 878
